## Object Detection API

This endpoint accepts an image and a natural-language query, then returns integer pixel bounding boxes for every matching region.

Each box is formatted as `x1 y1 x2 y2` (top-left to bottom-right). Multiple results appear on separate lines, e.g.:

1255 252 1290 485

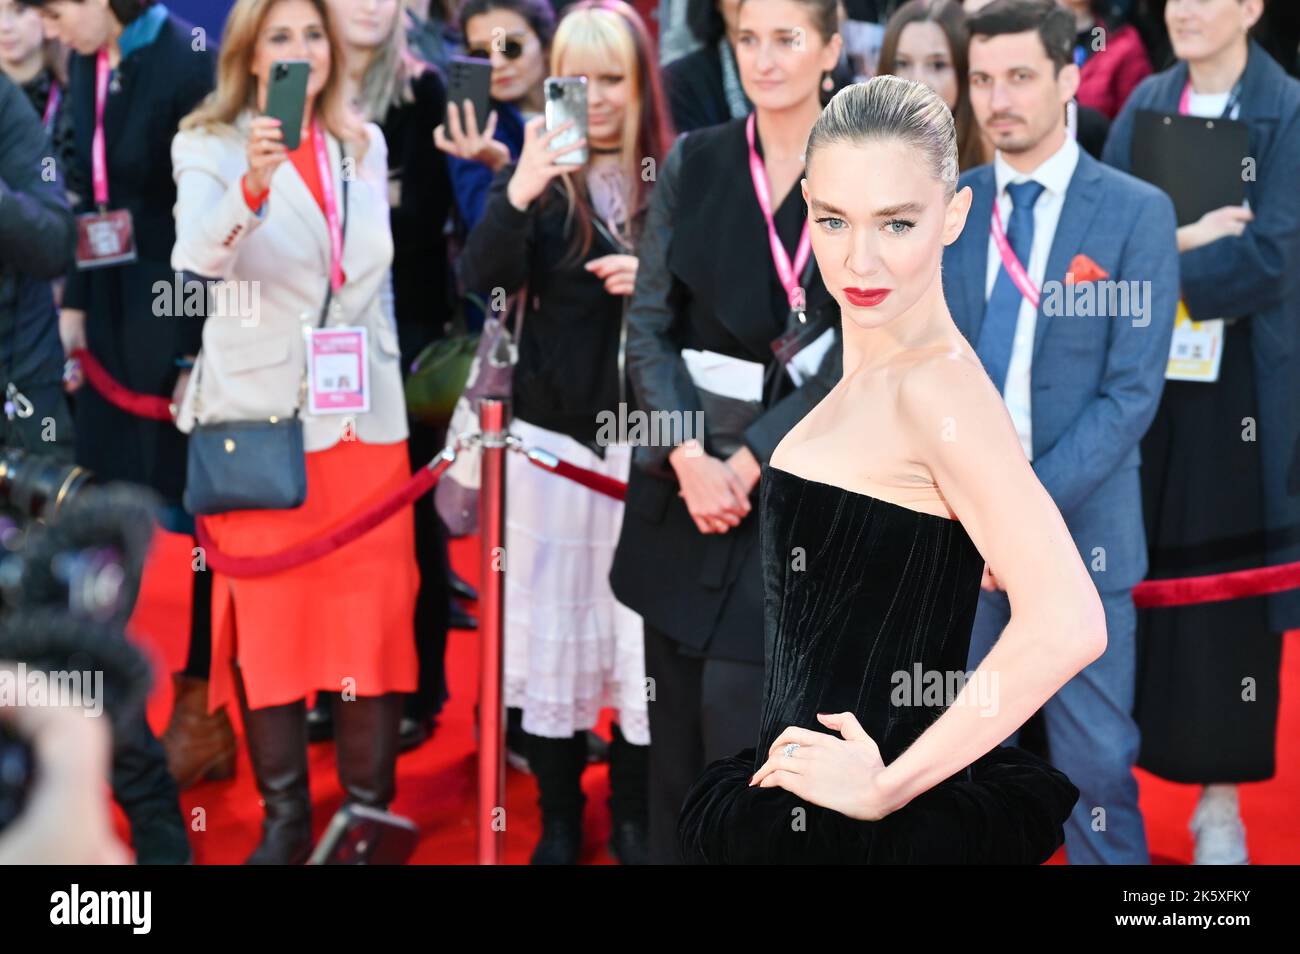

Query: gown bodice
755 464 986 763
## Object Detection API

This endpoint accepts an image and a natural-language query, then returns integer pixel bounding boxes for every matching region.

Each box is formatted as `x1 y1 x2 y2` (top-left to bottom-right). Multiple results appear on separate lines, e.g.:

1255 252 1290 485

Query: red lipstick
844 287 891 307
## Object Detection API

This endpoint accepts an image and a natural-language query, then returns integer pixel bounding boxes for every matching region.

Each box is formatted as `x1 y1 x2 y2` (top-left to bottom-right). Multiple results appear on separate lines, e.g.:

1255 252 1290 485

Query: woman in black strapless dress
678 77 1102 864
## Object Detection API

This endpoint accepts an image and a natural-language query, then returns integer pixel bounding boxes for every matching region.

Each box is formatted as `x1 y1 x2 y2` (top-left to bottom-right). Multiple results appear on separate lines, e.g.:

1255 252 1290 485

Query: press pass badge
1165 299 1224 383
305 326 370 415
75 209 137 268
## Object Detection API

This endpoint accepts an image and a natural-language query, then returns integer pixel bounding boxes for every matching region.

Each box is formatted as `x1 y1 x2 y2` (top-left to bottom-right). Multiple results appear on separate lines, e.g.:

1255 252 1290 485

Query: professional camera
0 449 160 838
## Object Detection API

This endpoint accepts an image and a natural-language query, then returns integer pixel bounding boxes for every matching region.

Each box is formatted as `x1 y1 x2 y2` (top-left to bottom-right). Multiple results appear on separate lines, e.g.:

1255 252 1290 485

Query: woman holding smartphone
608 0 844 865
434 0 553 230
459 0 672 865
171 0 418 865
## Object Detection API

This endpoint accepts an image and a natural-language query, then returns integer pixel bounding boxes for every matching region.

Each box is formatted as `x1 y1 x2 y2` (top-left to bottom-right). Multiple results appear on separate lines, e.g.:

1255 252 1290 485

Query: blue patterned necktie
976 179 1046 394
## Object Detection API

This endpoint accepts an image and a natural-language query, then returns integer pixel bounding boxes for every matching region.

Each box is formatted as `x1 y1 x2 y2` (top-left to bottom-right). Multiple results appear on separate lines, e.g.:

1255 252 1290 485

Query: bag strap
194 143 351 422
590 214 633 407
317 154 350 330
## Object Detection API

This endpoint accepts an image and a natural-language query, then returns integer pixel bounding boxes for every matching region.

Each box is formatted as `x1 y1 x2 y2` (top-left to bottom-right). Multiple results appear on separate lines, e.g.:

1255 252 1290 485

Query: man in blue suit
942 0 1179 864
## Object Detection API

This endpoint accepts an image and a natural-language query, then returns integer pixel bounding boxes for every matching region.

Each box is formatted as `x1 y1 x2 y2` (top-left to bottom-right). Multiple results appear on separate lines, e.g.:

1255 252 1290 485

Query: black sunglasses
467 36 527 61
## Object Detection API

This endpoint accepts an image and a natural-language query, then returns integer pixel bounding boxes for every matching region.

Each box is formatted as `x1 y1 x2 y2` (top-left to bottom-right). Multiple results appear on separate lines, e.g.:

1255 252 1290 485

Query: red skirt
204 438 419 713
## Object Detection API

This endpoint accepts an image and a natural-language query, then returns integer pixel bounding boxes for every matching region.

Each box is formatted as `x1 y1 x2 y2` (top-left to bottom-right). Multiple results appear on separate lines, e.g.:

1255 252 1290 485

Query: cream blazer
170 111 407 451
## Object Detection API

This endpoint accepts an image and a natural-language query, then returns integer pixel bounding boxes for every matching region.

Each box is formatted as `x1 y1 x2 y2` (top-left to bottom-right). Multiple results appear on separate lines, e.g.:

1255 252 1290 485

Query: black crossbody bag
183 160 349 516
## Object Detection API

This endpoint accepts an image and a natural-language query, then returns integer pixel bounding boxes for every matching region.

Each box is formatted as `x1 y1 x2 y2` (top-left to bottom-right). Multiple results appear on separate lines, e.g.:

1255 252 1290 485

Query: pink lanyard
745 112 811 315
311 120 345 293
1177 77 1241 118
990 198 1041 310
92 48 111 209
43 81 61 133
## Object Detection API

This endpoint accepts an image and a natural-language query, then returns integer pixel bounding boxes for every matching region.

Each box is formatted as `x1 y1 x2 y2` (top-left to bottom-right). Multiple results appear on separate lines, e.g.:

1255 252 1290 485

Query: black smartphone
445 55 492 129
306 804 419 865
265 59 310 151
544 76 588 166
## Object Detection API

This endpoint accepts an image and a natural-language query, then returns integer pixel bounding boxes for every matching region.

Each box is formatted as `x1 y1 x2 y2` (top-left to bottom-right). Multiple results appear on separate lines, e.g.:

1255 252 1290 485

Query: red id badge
75 208 137 269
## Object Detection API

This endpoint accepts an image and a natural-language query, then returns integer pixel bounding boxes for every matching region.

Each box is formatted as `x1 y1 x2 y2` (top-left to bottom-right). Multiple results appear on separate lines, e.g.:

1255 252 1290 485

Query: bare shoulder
896 348 1003 438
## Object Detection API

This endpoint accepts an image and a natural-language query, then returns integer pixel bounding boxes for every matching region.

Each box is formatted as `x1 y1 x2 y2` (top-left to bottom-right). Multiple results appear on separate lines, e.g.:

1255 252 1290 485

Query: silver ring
783 742 800 758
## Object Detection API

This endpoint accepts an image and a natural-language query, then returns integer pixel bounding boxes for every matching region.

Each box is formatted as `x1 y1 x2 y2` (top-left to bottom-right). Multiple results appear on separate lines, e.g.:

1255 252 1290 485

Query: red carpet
120 529 1300 864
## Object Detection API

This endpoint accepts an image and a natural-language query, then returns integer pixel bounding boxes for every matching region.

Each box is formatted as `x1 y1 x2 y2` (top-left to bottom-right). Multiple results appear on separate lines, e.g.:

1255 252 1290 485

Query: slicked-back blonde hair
807 75 959 199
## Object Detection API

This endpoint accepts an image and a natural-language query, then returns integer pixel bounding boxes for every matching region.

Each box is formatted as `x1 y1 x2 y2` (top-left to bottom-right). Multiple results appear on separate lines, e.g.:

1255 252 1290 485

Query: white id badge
1166 300 1224 382
304 326 370 415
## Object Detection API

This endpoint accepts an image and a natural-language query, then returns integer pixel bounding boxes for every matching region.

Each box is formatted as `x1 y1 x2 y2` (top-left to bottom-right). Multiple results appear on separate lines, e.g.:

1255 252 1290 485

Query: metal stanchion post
477 397 509 864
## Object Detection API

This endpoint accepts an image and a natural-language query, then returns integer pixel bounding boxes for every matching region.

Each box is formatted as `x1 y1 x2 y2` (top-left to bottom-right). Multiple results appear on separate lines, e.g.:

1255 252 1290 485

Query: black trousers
406 416 452 722
643 621 763 865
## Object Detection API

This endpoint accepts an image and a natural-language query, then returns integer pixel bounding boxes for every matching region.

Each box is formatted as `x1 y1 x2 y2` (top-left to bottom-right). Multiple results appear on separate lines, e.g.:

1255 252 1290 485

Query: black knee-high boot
525 730 587 865
332 692 403 809
236 669 312 864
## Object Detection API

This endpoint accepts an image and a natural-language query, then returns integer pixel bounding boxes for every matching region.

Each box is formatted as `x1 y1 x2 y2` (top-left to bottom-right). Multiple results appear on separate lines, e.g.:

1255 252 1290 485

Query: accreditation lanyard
311 120 345 293
1177 77 1243 118
990 196 1041 310
745 112 812 322
74 48 137 269
43 81 61 135
92 48 111 209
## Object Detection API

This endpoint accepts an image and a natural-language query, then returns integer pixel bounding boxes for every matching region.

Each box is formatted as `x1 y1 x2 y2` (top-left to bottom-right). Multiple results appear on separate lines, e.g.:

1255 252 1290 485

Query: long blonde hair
546 0 673 264
355 3 425 121
180 0 368 156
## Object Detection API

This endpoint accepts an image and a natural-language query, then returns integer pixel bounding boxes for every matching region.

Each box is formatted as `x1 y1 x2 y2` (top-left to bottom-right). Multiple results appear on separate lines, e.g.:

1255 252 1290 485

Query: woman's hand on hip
750 712 896 821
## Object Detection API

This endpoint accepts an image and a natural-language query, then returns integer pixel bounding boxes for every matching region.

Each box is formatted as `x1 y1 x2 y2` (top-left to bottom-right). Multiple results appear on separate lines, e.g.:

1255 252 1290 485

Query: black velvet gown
677 465 1081 864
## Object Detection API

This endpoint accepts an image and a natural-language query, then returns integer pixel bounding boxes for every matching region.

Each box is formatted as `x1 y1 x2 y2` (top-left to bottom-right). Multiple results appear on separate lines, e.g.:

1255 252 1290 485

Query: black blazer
609 119 842 664
458 163 641 449
382 66 454 370
61 13 214 501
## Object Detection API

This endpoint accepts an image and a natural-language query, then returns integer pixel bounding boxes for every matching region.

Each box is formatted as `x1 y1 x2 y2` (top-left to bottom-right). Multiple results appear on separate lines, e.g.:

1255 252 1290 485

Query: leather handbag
182 159 349 516
183 413 308 515
433 287 526 536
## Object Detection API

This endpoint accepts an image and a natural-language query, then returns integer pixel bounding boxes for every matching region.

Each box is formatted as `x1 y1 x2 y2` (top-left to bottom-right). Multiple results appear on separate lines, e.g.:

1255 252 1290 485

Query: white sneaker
1189 786 1249 865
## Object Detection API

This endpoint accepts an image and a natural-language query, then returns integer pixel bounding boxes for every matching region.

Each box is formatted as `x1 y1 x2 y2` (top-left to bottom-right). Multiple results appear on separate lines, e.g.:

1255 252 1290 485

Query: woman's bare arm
871 350 1107 813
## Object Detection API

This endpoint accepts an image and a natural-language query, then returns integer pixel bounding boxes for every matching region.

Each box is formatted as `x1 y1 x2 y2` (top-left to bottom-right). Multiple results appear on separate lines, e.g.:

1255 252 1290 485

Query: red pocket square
1066 254 1109 283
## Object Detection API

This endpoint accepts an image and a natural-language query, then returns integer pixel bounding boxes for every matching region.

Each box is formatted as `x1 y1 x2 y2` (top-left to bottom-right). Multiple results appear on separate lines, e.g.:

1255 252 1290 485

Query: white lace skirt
503 417 649 744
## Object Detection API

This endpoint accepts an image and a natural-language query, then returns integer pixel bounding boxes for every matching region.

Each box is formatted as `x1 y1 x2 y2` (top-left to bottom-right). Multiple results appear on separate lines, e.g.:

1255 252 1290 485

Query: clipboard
1131 110 1249 226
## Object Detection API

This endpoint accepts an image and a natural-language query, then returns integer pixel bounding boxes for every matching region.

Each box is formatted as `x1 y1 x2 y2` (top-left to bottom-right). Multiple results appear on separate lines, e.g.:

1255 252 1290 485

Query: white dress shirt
984 135 1080 461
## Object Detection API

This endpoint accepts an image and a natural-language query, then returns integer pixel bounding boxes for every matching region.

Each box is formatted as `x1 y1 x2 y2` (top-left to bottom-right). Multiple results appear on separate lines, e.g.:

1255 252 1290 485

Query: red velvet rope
71 348 175 421
1131 561 1300 609
195 454 452 578
54 353 1300 610
544 457 628 502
